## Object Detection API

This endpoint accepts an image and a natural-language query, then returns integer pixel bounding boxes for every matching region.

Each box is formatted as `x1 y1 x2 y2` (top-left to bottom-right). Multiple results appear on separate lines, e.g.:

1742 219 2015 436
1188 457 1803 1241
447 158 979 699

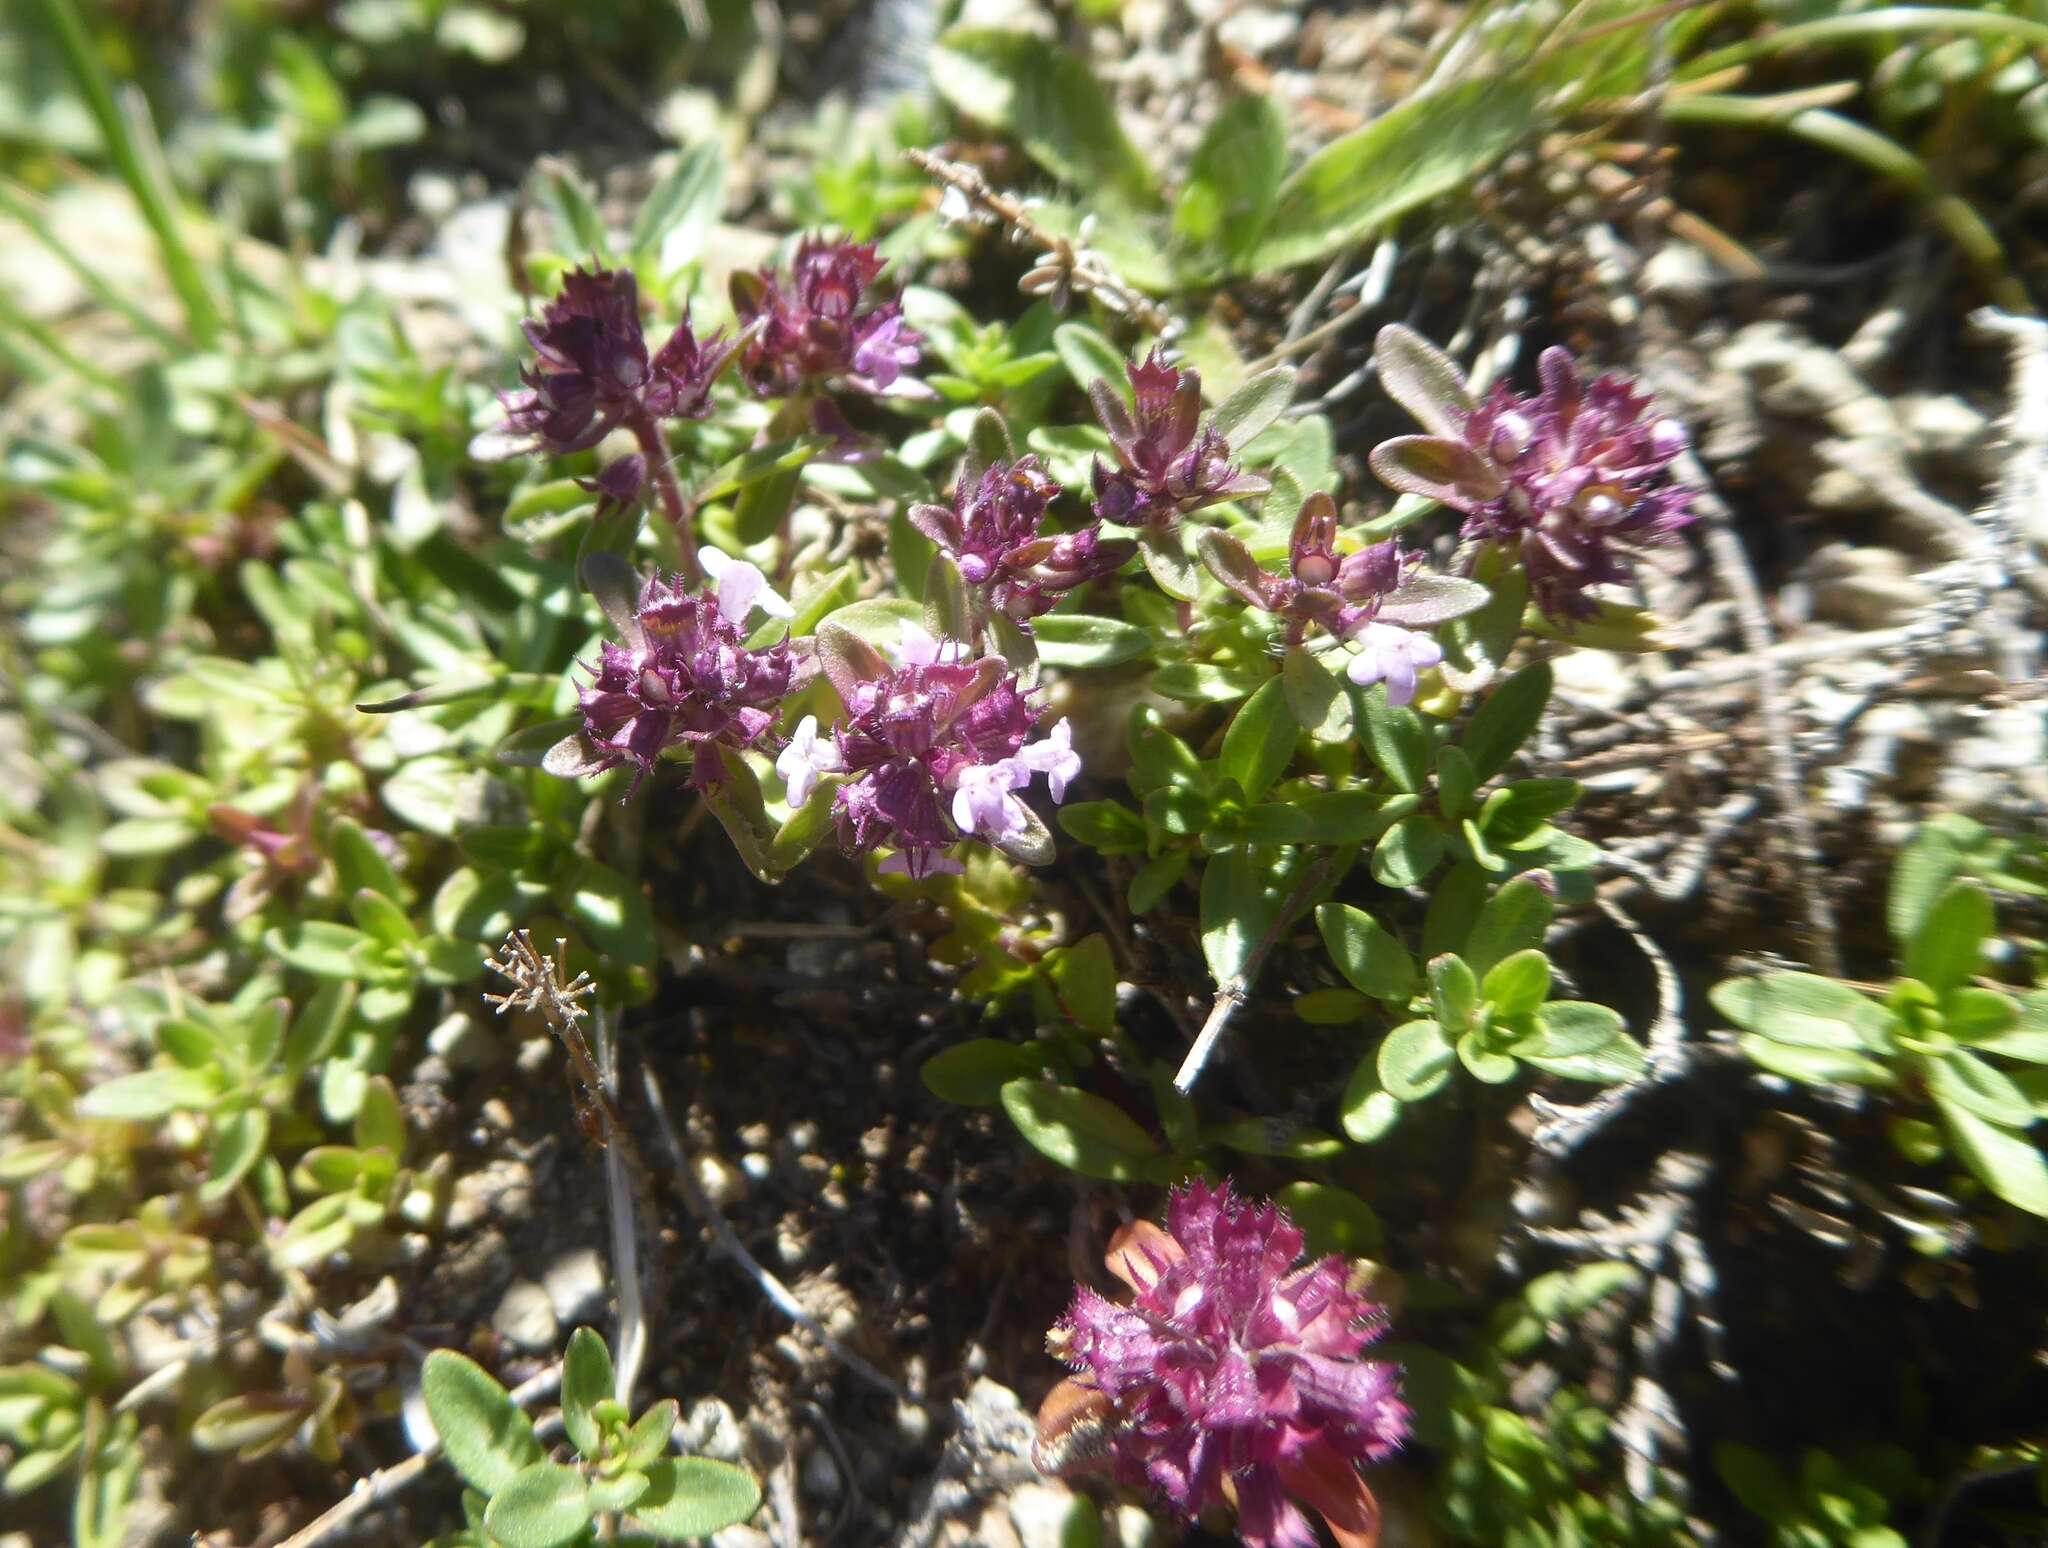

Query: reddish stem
628 407 698 583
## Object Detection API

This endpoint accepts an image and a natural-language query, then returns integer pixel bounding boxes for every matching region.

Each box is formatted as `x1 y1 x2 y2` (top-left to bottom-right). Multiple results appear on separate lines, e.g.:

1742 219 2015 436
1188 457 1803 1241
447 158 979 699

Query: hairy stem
629 407 698 582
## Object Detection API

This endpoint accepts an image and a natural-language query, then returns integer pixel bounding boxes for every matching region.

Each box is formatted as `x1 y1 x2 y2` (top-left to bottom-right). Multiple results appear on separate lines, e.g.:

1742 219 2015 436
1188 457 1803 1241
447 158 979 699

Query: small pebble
491 1279 558 1352
543 1247 607 1326
740 1152 772 1183
694 1153 747 1209
1009 1481 1083 1548
800 1445 843 1502
681 1397 745 1462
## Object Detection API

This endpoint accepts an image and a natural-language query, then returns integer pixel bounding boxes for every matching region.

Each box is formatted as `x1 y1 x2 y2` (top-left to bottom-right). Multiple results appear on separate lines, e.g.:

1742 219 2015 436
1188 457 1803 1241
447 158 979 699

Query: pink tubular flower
494 267 734 461
1196 491 1488 692
908 457 1133 623
575 562 794 795
812 622 1076 878
1089 350 1269 532
1036 1180 1407 1548
1369 329 1692 620
730 236 924 398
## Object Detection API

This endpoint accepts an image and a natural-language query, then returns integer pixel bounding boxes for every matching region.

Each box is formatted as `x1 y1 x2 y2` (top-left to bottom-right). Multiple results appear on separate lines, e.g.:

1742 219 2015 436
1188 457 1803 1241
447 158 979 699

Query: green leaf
631 1457 762 1540
923 552 973 645
1531 1000 1625 1057
1736 1035 1892 1087
622 1400 678 1470
565 860 655 969
562 1328 614 1460
1457 1030 1519 1084
1371 814 1444 888
1000 1079 1159 1181
421 1351 542 1497
589 1471 651 1514
1281 645 1353 742
1708 974 1889 1051
1219 678 1296 803
329 817 402 901
1174 92 1287 266
1378 1019 1455 1101
1937 1100 2048 1217
921 1040 1054 1107
1052 320 1128 397
1435 744 1477 821
1315 904 1415 1002
265 921 371 979
1058 800 1148 855
1925 1050 2035 1130
1358 687 1430 792
1274 1182 1381 1256
27 0 221 341
630 142 724 269
1047 934 1117 1037
77 1067 223 1120
1031 614 1152 669
349 889 416 950
99 818 194 856
202 1109 269 1204
380 755 474 838
731 461 803 545
1211 1116 1343 1160
1128 850 1189 913
1201 848 1286 984
1462 877 1554 978
192 1395 305 1457
1461 661 1552 784
1521 1036 1647 1084
1294 987 1369 1025
485 1461 592 1548
930 30 1159 210
1208 366 1296 451
1902 882 1993 996
1888 820 1972 952
1139 529 1201 601
1427 954 1479 1033
1481 949 1551 1018
1248 77 1539 271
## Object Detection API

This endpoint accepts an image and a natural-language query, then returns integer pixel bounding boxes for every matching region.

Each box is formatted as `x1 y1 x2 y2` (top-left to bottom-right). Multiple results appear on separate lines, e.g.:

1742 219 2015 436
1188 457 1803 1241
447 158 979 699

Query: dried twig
1663 439 1845 978
271 1364 563 1548
904 148 1177 337
1530 897 1690 1156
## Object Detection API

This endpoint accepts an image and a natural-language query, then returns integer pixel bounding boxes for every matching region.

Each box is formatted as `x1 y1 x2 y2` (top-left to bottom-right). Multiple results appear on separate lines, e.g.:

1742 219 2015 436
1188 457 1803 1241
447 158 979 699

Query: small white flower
948 758 1031 841
1345 621 1443 707
701 547 793 626
1017 717 1081 803
775 715 841 806
891 621 965 667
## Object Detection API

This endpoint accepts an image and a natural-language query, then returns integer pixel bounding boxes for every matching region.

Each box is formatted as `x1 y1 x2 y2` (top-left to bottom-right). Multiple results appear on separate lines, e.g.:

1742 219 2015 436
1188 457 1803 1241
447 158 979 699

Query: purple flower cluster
1371 338 1693 619
908 457 1132 623
1037 1181 1407 1548
1198 492 1488 706
576 554 794 795
730 237 923 399
781 624 1077 879
496 267 734 463
1090 351 1268 532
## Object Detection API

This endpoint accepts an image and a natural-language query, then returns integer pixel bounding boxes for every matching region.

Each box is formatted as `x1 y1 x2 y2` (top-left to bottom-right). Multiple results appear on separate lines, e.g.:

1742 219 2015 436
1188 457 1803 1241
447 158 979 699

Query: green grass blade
1664 94 2023 309
25 0 220 343
0 177 182 350
1681 6 2048 80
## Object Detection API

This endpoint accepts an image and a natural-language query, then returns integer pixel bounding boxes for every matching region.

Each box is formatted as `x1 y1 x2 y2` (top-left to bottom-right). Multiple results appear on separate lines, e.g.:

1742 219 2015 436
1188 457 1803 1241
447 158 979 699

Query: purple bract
1089 350 1268 532
1370 336 1692 620
790 624 1076 878
1037 1179 1407 1548
575 556 794 795
496 267 733 460
908 457 1131 623
731 237 924 399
